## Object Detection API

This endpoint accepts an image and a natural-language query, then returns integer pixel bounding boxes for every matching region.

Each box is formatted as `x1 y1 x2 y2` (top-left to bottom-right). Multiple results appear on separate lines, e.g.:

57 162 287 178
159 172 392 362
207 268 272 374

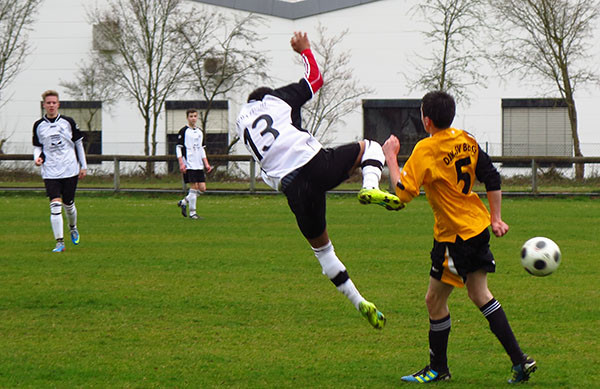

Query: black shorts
44 175 79 204
429 228 496 288
281 143 360 240
183 169 206 183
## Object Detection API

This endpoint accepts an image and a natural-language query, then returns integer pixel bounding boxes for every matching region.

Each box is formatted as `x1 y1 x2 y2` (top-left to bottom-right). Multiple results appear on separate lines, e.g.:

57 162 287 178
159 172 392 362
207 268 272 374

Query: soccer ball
520 237 561 277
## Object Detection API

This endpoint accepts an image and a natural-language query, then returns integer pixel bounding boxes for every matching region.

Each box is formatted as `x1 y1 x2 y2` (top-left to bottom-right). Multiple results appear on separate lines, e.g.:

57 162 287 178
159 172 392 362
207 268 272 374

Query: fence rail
2 154 600 194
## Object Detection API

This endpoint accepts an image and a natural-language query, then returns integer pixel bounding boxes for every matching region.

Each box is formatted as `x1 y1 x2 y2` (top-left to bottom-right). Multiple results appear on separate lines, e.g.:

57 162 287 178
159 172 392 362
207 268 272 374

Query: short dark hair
421 91 455 129
186 109 197 117
247 87 274 102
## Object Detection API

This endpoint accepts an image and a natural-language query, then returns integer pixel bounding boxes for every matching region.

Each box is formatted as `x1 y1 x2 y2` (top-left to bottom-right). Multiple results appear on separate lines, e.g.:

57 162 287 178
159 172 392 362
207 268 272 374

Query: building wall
2 0 600 164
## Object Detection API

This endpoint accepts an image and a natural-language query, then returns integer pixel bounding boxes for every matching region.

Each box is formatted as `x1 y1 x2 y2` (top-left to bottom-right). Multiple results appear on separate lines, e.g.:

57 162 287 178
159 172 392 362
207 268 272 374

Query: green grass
0 193 599 387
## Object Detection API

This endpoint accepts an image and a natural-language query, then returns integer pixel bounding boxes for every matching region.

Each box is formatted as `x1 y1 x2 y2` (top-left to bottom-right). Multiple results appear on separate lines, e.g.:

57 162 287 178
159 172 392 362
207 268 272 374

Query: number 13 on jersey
243 114 279 161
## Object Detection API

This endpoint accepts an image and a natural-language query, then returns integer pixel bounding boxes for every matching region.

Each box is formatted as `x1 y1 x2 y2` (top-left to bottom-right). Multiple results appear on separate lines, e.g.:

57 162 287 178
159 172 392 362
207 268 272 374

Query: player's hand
382 135 401 157
291 31 310 53
179 164 187 173
34 157 44 166
79 169 87 179
206 165 213 173
491 219 509 237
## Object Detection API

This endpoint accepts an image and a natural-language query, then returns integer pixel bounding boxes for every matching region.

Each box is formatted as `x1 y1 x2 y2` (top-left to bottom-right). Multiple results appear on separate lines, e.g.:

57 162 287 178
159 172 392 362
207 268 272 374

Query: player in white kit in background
176 109 213 220
236 31 405 329
33 90 87 252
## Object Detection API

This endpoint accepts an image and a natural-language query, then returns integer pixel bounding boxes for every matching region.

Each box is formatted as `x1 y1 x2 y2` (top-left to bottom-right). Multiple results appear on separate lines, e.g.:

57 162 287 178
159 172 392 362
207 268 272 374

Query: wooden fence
2 154 600 193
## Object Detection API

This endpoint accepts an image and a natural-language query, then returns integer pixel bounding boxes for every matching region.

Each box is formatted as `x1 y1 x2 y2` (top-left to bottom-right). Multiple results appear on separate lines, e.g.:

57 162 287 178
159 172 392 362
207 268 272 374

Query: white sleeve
74 138 88 169
176 144 183 159
200 146 207 159
33 146 42 161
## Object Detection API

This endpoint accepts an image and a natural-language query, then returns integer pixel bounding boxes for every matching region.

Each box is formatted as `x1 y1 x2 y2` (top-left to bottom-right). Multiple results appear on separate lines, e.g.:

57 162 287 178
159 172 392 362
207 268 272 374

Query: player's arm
200 146 212 173
383 135 418 204
291 31 323 94
74 138 88 179
475 146 508 237
65 117 87 178
487 190 508 237
33 146 44 166
176 145 186 173
176 128 187 173
32 123 45 166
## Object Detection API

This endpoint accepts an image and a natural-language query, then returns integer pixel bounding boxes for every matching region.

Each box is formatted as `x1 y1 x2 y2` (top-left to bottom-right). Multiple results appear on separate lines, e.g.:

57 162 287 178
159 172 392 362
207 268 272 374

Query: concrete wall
2 0 599 169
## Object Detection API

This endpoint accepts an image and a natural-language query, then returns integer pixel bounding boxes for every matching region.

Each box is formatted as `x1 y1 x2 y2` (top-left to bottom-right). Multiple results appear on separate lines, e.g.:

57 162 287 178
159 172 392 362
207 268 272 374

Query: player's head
186 108 198 126
247 87 274 102
42 90 60 117
421 90 455 129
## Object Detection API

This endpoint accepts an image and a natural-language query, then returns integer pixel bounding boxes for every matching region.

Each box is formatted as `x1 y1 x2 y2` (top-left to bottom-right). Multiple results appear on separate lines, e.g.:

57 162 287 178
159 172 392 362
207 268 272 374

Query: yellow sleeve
395 142 429 203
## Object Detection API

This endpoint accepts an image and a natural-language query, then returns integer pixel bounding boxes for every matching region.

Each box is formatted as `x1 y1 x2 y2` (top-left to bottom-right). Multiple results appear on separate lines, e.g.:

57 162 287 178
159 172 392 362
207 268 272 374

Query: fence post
531 159 537 193
249 158 256 193
113 157 120 193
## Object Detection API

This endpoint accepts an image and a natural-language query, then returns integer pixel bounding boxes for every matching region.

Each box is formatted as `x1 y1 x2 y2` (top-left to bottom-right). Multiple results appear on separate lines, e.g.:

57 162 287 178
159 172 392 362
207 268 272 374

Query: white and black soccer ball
520 237 561 277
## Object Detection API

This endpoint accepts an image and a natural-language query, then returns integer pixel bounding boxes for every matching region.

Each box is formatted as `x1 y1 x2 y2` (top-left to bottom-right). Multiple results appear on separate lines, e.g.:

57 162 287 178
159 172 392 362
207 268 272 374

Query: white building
2 0 599 174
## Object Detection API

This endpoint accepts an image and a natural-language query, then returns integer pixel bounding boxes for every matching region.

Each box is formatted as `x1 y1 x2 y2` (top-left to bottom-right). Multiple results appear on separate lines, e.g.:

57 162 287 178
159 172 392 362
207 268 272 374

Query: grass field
1 192 599 388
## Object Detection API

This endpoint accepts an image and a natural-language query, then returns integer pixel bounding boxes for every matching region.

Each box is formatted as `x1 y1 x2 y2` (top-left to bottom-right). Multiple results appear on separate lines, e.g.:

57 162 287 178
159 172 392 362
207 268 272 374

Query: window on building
363 99 427 156
502 98 572 166
165 100 229 172
42 101 103 163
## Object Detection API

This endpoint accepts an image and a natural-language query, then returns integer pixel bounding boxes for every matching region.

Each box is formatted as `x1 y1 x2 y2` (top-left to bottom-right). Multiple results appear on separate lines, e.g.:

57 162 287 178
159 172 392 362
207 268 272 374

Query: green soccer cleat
508 356 537 383
70 227 80 245
401 365 451 383
358 188 405 211
359 301 386 329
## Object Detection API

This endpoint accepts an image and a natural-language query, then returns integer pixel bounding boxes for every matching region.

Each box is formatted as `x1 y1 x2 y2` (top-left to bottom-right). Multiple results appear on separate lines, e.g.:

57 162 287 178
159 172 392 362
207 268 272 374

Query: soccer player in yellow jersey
383 91 536 384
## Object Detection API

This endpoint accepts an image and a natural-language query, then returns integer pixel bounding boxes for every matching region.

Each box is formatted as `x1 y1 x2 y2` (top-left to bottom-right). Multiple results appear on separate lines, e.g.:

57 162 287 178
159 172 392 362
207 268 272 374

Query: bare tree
88 0 189 175
301 24 373 143
59 54 120 153
0 0 41 102
176 11 269 153
406 0 489 103
0 0 42 153
490 0 600 179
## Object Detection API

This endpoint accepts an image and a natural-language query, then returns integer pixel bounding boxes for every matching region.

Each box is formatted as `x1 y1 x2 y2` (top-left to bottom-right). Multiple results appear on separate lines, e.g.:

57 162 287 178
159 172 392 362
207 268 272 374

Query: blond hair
41 90 59 101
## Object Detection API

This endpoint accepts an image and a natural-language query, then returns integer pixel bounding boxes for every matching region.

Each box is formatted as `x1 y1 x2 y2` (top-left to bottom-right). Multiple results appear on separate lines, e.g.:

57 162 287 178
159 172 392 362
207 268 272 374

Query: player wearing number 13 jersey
236 32 404 330
383 91 535 384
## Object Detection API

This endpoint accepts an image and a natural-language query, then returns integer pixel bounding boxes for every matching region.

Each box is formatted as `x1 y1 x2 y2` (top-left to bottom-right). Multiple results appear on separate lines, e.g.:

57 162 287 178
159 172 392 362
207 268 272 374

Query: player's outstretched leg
508 355 537 383
358 188 404 211
401 365 451 383
177 200 187 217
357 140 404 211
359 301 386 330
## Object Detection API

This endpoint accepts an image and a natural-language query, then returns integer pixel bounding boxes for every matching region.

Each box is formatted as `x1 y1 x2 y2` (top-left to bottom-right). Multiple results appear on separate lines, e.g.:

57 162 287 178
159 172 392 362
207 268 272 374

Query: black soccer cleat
177 200 187 217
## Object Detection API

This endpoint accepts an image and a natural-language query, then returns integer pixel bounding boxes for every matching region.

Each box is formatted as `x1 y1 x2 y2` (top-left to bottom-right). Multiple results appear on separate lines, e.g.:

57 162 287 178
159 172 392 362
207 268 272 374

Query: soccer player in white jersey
236 31 404 329
176 109 213 219
33 90 87 252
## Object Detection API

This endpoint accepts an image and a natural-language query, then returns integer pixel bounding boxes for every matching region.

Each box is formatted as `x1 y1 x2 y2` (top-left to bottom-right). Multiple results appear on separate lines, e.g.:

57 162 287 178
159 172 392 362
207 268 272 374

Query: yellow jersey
396 128 497 242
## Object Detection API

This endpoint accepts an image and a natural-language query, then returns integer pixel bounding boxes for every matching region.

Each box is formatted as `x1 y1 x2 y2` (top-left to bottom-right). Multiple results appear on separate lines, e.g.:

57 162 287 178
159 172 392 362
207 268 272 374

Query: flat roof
191 0 381 19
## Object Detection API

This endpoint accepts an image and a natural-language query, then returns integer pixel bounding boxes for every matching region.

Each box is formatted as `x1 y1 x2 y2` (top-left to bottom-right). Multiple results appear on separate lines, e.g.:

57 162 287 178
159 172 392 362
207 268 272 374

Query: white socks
361 140 384 189
312 241 365 310
50 201 63 240
185 189 201 214
63 202 77 230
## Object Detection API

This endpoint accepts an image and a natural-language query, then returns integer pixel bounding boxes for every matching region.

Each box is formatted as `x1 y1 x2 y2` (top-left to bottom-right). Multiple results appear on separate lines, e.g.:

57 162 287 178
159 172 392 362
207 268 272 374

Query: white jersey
176 126 207 170
236 79 322 190
32 114 86 179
